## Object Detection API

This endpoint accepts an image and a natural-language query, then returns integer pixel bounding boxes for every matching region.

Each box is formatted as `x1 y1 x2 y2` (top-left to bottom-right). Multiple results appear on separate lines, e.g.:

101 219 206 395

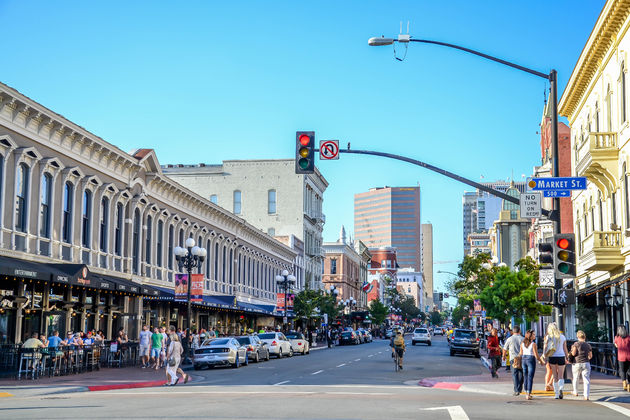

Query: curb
87 379 167 392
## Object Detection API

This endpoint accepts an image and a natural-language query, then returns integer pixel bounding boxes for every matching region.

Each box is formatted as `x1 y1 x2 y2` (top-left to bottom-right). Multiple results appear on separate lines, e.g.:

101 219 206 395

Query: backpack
393 335 405 348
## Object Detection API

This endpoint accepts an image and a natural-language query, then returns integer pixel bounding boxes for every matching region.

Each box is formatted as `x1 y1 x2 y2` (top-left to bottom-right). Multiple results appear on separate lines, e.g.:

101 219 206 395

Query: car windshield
341 332 352 337
258 333 276 339
236 337 250 345
208 338 230 345
285 333 302 339
415 329 427 333
454 330 476 339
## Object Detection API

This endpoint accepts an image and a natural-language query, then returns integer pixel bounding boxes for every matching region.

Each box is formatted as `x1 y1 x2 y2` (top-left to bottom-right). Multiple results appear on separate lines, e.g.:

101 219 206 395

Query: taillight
297 342 302 345
272 340 277 346
248 345 254 351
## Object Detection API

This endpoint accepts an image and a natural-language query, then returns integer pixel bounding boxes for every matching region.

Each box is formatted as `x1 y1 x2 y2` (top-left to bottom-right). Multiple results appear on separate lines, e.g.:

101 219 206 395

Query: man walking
503 326 524 395
139 325 152 368
487 328 502 378
150 327 163 370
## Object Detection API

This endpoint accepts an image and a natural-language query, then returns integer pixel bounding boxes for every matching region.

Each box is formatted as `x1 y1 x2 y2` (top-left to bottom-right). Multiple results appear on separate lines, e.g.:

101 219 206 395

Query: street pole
174 239 207 333
276 270 296 332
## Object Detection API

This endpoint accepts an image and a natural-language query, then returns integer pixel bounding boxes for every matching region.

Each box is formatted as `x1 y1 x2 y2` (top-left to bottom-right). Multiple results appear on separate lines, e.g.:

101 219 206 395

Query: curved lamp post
275 270 296 331
174 238 207 332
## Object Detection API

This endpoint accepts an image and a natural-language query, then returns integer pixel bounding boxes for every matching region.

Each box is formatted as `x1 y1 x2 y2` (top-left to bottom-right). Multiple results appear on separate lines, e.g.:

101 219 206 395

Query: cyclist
391 330 406 370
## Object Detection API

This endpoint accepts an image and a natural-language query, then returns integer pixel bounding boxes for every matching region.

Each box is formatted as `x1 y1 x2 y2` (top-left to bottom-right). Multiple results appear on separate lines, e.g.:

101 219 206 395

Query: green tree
449 253 495 301
396 296 421 322
293 288 321 326
318 293 342 322
430 310 443 326
368 299 389 326
576 304 608 342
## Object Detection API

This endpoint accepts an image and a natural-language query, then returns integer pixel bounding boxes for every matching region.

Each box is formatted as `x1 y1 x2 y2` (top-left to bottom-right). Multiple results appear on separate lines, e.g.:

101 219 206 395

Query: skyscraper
354 186 421 271
421 223 433 306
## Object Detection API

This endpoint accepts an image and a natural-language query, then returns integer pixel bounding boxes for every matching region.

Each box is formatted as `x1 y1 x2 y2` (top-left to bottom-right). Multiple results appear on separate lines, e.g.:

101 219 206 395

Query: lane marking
311 370 324 375
354 358 361 362
595 402 630 418
273 381 290 386
336 363 346 367
424 405 470 420
368 355 373 358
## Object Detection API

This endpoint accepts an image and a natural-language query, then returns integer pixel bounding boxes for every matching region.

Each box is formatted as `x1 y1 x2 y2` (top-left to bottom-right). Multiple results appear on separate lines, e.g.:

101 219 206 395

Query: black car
449 329 481 357
339 331 360 345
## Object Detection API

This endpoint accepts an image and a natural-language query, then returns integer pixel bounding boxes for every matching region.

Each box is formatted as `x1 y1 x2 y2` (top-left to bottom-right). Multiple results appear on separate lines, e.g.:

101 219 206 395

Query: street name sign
538 268 554 287
543 190 571 198
520 192 542 218
319 140 339 160
528 177 587 191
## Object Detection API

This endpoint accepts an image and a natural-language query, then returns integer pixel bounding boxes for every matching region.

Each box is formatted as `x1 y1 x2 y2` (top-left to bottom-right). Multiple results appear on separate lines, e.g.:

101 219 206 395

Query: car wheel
412 341 416 346
244 353 249 366
302 347 307 355
233 356 240 368
254 352 260 363
428 342 432 346
474 352 481 358
277 350 283 358
288 348 294 357
265 350 271 361
193 364 201 370
450 350 455 356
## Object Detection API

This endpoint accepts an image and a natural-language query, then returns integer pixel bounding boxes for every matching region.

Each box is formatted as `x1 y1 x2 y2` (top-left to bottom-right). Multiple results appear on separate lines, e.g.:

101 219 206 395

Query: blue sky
0 1 605 300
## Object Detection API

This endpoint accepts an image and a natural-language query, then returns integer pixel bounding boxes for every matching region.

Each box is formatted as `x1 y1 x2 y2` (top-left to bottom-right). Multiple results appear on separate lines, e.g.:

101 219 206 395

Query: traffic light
553 233 576 279
439 293 444 301
535 288 553 304
295 131 315 174
538 241 554 265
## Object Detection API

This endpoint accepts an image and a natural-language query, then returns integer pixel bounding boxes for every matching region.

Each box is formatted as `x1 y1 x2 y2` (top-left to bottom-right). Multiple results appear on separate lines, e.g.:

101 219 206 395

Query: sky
0 0 606 303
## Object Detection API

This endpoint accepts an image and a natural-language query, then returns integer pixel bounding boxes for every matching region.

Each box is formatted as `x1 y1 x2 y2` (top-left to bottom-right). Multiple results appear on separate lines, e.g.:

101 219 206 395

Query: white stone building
396 268 425 312
162 160 328 291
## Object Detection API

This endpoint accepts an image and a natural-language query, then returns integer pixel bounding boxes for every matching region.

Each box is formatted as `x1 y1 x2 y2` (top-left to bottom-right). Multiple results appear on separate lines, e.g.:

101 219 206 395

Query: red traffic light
299 134 310 146
556 238 570 249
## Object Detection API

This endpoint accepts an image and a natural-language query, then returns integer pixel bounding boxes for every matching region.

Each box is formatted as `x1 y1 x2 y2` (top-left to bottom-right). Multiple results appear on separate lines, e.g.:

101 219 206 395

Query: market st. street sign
528 177 587 191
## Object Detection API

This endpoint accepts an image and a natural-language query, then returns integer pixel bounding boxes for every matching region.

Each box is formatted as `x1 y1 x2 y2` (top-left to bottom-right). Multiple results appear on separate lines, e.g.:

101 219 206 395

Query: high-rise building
354 186 421 271
421 224 433 306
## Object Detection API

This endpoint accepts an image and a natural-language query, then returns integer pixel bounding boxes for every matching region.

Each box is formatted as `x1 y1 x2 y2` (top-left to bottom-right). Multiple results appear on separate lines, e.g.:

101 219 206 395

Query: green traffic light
558 262 570 274
298 158 309 170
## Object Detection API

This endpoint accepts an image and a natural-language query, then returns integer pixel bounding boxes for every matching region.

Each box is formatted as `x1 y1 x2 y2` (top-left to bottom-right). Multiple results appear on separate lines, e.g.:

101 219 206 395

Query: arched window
222 246 227 282
214 242 219 279
167 225 174 269
248 257 252 287
132 209 141 274
197 236 203 274
229 249 233 284
206 239 211 276
81 190 92 248
233 190 241 214
612 191 618 227
62 182 73 243
622 62 627 123
268 189 276 214
156 220 163 267
179 229 184 247
607 84 613 130
114 203 123 255
15 163 29 232
100 197 109 251
145 215 152 264
40 173 52 238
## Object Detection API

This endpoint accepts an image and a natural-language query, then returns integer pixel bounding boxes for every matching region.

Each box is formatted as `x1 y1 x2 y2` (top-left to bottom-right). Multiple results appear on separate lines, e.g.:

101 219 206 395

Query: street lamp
437 270 458 277
174 238 207 333
275 270 296 331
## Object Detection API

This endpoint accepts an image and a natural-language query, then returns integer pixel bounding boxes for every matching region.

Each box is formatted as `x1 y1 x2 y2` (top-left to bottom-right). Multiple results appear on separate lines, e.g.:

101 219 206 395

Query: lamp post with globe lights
275 270 296 331
173 238 207 333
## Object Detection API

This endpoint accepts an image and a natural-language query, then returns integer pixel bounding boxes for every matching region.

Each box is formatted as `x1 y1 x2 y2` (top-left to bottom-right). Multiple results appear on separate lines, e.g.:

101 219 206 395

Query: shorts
150 348 161 358
548 356 566 365
139 345 150 357
395 348 404 358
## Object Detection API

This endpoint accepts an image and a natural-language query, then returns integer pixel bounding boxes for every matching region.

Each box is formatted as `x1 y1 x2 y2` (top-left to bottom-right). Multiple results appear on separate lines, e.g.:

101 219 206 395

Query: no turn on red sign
319 140 339 160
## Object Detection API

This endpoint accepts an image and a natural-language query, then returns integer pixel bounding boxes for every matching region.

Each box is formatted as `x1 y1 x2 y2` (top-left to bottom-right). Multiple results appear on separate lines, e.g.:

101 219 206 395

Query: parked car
385 329 393 338
357 329 372 343
193 337 248 369
411 327 432 346
236 335 270 362
285 332 310 355
258 332 293 358
339 330 360 345
449 329 481 358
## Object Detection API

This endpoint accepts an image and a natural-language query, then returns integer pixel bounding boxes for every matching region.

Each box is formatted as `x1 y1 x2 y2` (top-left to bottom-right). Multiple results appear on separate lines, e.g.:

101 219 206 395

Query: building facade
367 247 398 304
396 268 424 311
558 0 630 340
162 160 328 291
489 183 531 269
0 82 297 343
421 223 433 305
354 186 421 271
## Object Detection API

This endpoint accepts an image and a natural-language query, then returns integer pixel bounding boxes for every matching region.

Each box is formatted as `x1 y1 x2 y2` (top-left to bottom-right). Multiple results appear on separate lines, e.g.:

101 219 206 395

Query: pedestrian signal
535 288 553 304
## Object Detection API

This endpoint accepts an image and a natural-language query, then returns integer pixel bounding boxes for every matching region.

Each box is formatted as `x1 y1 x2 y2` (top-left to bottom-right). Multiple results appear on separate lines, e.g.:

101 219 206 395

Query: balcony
575 132 618 195
580 231 624 272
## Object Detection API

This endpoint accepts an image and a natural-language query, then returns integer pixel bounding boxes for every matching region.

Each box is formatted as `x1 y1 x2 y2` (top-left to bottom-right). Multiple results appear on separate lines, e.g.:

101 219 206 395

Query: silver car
193 337 248 369
236 335 271 362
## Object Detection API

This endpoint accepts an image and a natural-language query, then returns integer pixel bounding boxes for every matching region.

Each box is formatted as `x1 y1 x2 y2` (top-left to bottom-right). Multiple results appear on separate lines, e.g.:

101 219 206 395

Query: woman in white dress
165 333 183 386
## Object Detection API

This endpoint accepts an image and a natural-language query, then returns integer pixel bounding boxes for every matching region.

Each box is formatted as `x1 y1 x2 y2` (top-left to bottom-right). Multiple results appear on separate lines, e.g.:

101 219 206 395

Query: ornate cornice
559 0 630 119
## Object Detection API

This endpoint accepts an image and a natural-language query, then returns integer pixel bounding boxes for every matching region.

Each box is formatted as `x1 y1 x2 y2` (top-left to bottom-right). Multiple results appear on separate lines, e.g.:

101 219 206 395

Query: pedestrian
168 326 189 381
571 330 593 400
160 327 168 368
614 326 630 391
139 325 152 368
519 329 542 400
487 328 502 378
502 326 524 396
150 327 162 369
165 333 186 386
543 322 569 399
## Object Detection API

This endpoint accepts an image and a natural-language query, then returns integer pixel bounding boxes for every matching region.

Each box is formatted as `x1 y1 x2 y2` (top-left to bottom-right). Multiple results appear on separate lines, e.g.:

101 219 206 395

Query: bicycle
394 349 400 372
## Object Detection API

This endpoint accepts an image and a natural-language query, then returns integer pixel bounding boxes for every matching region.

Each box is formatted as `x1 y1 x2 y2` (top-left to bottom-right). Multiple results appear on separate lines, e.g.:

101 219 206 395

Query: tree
293 288 321 326
449 253 495 301
430 310 443 326
318 293 342 322
576 304 608 342
395 296 421 322
368 299 389 326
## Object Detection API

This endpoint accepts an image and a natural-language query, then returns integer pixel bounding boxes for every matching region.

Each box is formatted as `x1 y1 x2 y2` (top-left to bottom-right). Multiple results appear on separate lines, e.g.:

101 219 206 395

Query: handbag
512 356 522 369
544 337 557 358
168 356 177 367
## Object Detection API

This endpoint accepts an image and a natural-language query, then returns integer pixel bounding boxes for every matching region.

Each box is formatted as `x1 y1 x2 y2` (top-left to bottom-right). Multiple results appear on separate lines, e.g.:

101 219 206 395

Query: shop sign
53 274 70 283
15 269 38 279
76 266 90 286
99 281 112 289
117 283 139 293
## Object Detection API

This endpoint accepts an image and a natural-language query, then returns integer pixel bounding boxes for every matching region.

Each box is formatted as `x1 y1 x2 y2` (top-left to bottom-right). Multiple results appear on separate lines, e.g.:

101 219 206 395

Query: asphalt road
1 336 629 419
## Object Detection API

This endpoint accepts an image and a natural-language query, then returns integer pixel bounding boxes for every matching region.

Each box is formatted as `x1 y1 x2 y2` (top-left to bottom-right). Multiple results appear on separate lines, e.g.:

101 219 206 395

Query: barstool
17 350 37 380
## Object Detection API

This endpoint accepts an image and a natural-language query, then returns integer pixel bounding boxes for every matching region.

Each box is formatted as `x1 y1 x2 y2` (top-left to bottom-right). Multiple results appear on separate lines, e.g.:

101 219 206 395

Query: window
15 163 29 232
100 197 109 251
607 84 613 130
229 249 233 284
0 155 3 219
233 190 241 214
210 194 217 204
62 182 73 243
168 225 174 269
330 259 337 274
622 62 627 123
114 203 123 255
82 190 92 247
626 163 630 229
132 209 140 274
222 246 227 283
145 215 152 264
599 192 604 231
206 239 211 276
612 191 618 227
214 243 219 279
268 189 276 214
267 227 275 236
595 101 600 132
179 229 184 247
156 220 163 267
40 173 52 238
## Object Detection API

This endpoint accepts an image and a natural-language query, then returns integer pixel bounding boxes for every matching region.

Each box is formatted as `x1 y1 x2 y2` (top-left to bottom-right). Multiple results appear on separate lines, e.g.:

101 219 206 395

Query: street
3 336 629 419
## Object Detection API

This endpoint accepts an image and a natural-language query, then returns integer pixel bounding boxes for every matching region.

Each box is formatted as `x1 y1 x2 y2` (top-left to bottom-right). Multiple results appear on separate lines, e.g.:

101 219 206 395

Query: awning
205 295 236 308
579 272 630 296
0 256 63 281
92 274 160 296
237 301 274 314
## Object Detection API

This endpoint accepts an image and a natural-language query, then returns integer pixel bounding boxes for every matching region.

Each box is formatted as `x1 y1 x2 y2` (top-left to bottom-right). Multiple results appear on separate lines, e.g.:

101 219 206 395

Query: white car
285 332 310 355
433 327 444 336
412 328 432 346
258 332 293 358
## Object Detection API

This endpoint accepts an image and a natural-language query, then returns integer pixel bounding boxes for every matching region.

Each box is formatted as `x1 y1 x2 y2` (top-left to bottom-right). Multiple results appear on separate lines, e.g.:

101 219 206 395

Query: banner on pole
191 273 203 302
276 293 295 311
175 274 188 302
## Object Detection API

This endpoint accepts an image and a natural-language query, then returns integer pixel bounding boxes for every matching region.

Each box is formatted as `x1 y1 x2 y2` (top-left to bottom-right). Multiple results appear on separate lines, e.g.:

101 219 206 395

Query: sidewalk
418 358 630 405
0 366 173 398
